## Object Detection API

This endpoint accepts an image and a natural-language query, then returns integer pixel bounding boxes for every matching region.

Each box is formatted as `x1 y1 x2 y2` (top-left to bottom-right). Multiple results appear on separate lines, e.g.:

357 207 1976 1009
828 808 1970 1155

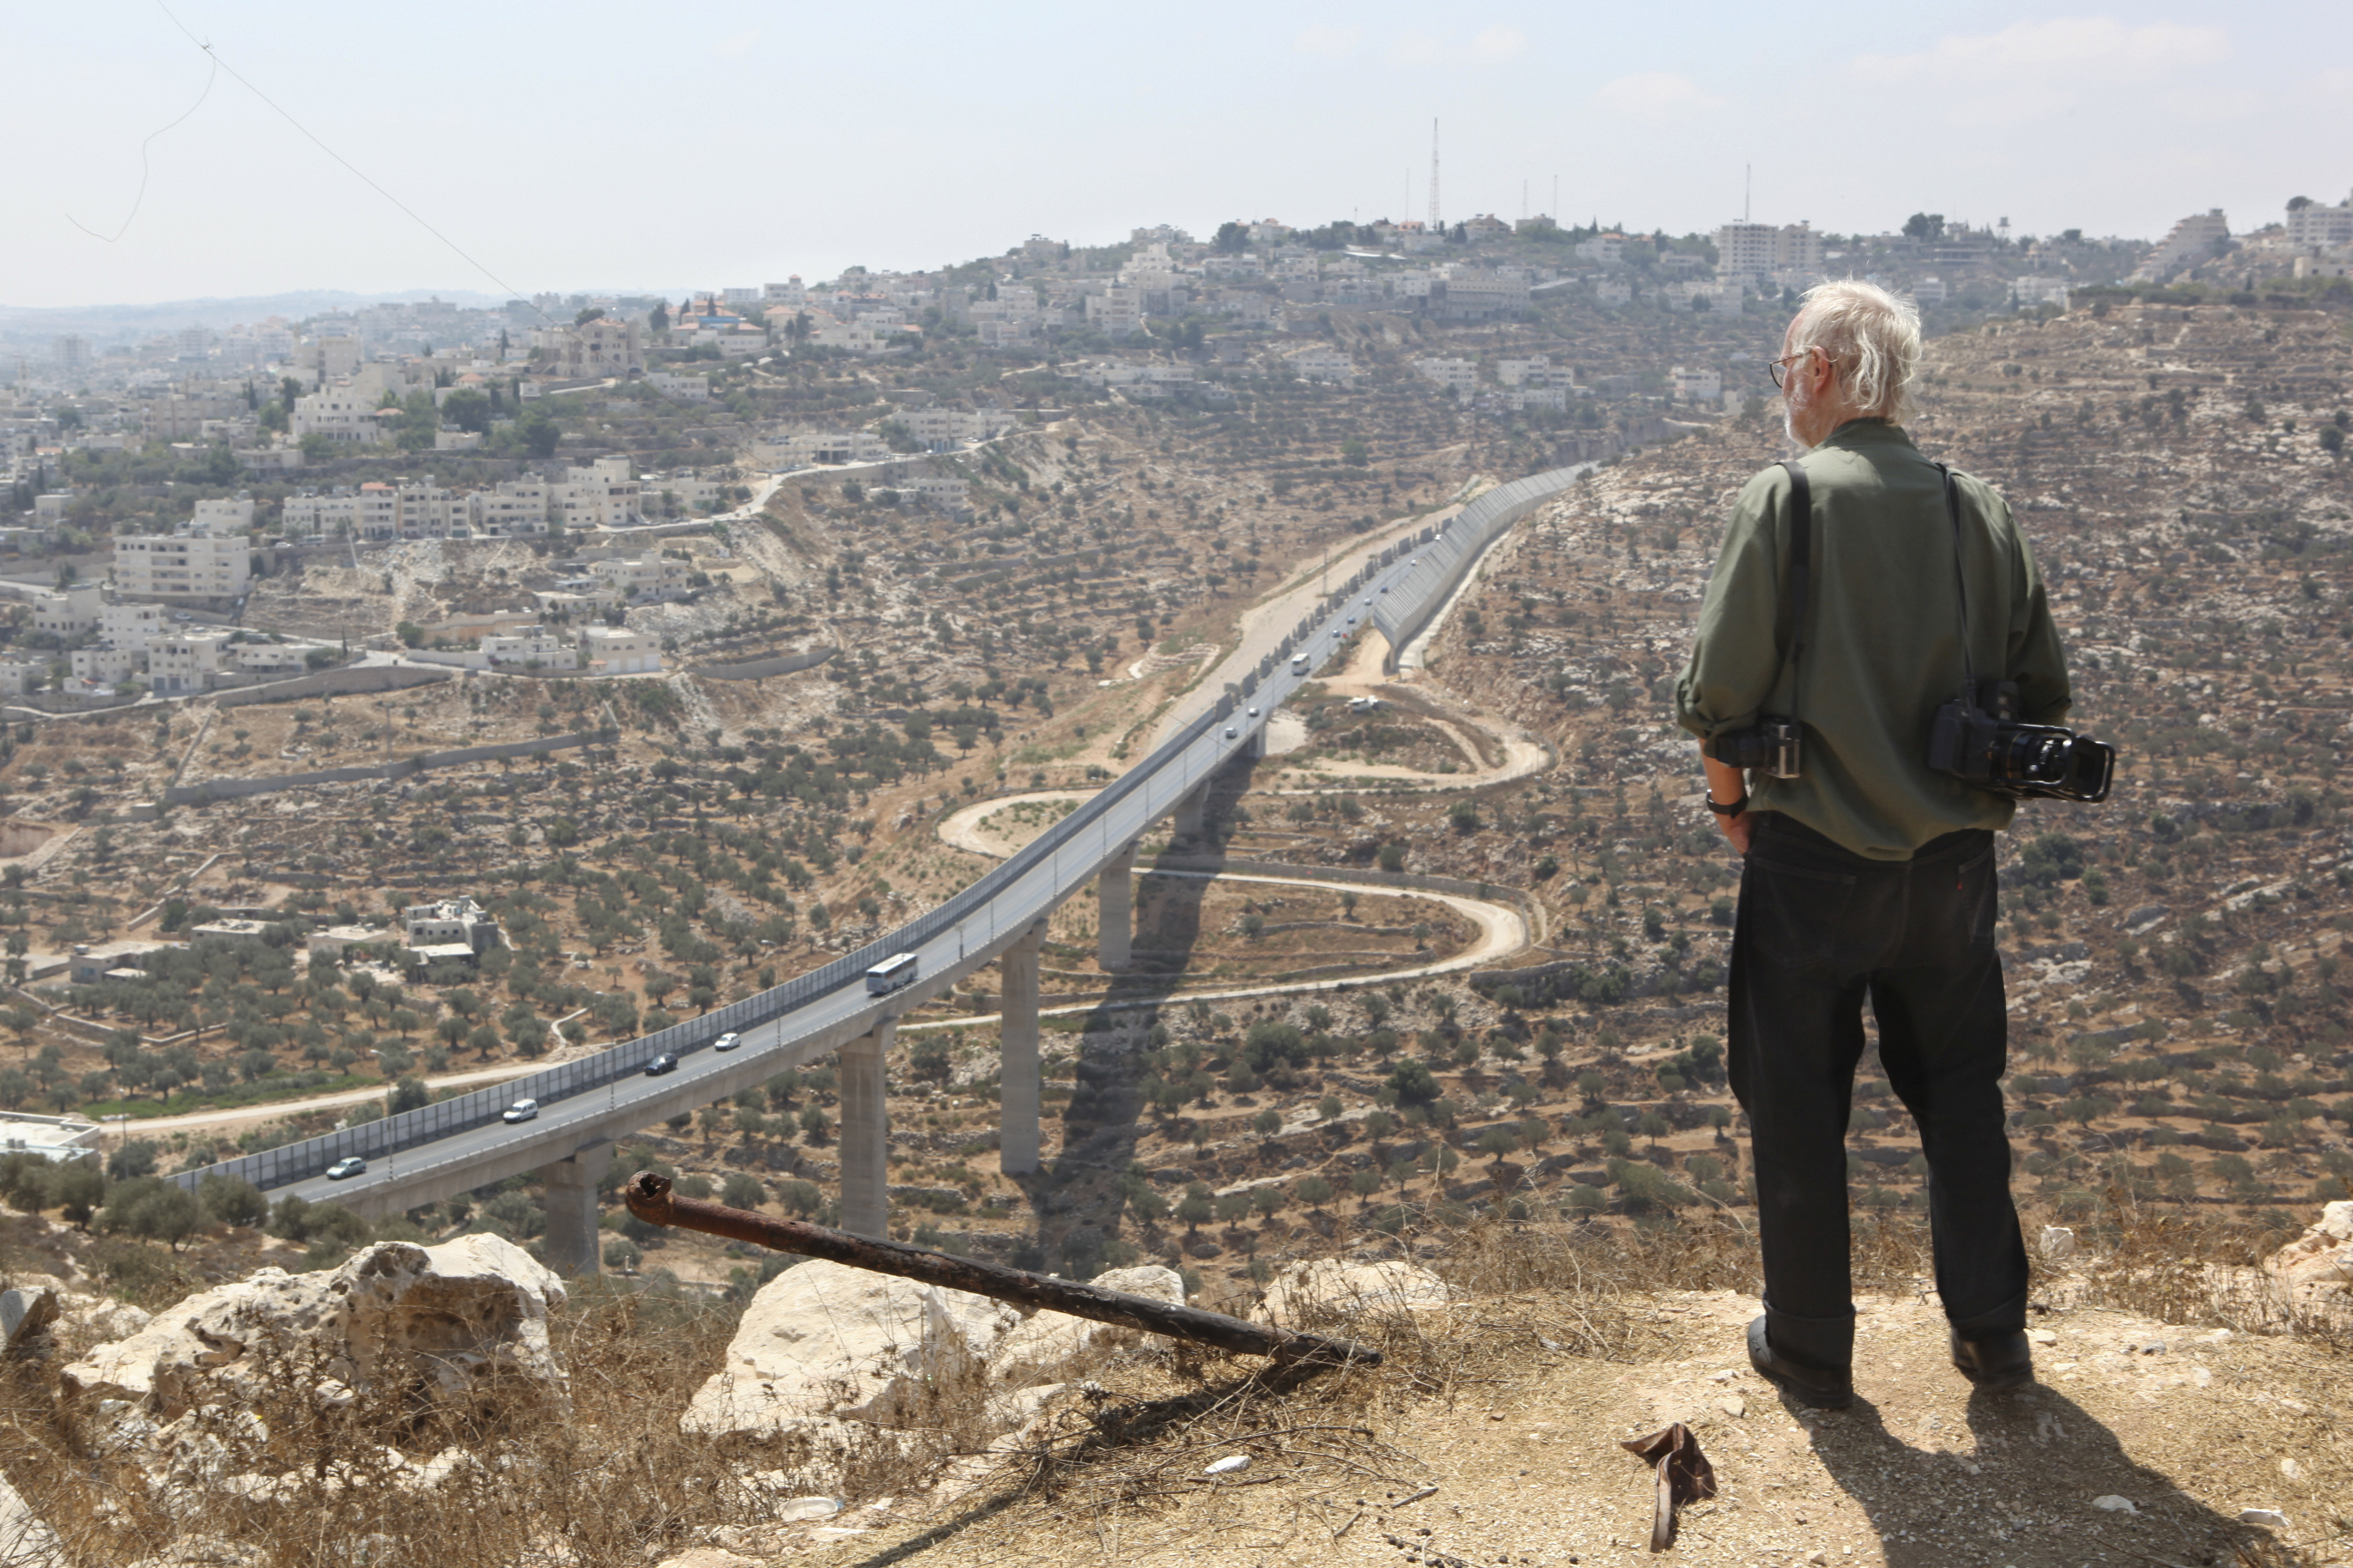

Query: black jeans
1728 812 2028 1375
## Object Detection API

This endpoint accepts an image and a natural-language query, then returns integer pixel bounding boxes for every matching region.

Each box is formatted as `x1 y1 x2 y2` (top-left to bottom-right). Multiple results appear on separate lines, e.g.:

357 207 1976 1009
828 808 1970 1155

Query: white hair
1791 280 1921 422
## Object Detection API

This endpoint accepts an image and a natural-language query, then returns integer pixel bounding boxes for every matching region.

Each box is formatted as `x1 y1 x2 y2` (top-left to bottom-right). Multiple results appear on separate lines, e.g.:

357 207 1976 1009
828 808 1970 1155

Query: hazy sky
8 1 2349 308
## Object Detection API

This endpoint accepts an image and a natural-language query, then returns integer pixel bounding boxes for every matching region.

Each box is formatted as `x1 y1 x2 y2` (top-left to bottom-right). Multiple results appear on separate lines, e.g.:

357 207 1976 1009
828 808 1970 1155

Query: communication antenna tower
1428 119 1442 232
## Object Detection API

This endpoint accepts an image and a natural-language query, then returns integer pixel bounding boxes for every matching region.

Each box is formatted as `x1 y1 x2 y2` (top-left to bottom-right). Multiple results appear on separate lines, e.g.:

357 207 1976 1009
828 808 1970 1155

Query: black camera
1706 715 1803 780
1926 680 2114 803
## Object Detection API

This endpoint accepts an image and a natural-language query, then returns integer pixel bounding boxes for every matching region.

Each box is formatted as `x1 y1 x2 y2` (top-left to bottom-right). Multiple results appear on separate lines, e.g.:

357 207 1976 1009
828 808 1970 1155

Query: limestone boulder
987 1265 1187 1383
682 1259 1020 1437
1251 1259 1453 1328
2261 1200 2353 1287
0 1471 59 1566
63 1235 568 1428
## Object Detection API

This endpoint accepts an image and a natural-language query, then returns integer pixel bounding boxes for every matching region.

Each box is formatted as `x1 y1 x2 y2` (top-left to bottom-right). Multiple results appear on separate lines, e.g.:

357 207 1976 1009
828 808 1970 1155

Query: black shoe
1747 1316 1853 1409
1949 1328 2034 1392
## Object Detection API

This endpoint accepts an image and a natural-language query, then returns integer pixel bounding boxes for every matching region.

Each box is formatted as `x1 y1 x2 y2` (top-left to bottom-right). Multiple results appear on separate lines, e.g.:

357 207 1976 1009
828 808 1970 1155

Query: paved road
195 469 1586 1215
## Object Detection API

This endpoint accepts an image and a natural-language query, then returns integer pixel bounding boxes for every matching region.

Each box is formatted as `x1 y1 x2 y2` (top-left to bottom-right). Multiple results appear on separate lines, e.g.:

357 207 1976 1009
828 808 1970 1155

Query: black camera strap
1931 461 1977 699
1774 458 1812 725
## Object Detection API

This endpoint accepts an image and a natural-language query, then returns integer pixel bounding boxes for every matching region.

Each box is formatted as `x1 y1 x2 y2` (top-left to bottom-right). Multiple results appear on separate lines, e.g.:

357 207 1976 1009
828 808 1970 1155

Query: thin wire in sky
66 52 218 243
149 0 554 324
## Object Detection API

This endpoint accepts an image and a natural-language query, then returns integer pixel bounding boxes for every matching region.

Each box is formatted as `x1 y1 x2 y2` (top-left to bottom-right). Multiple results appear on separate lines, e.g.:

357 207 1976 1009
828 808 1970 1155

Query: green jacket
1674 419 2073 860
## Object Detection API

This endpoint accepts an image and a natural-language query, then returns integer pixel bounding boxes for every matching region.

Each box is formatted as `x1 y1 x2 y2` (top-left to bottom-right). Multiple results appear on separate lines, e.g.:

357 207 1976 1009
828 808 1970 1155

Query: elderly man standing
1674 281 2074 1408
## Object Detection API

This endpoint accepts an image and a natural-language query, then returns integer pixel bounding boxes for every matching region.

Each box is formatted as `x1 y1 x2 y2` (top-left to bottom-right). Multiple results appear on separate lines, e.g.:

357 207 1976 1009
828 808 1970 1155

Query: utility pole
1428 119 1442 233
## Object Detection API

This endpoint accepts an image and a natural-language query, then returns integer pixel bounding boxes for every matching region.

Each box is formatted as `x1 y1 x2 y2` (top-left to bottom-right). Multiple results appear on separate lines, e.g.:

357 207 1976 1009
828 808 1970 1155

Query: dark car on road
644 1053 679 1076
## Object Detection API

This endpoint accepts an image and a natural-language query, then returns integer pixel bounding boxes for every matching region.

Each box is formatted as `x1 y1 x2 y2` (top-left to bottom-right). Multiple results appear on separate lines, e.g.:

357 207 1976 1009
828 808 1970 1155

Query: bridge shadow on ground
1014 760 1267 1276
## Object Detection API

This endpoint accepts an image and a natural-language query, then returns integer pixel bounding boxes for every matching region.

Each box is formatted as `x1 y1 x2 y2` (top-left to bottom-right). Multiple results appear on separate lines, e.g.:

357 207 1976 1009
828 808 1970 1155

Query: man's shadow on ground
1789 1382 2272 1568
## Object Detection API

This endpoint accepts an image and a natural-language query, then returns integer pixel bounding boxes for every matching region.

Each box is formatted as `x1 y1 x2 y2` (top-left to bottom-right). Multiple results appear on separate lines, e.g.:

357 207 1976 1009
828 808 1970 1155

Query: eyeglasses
1766 349 1833 389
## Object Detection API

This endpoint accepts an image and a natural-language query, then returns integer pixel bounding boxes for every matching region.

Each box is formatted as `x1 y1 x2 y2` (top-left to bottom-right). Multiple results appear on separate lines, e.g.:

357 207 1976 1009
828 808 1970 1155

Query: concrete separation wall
691 646 837 681
213 664 452 708
166 728 617 804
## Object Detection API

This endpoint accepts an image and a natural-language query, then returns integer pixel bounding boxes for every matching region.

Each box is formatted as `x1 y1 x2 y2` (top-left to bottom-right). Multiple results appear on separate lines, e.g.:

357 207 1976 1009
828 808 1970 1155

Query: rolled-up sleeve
1675 469 1789 743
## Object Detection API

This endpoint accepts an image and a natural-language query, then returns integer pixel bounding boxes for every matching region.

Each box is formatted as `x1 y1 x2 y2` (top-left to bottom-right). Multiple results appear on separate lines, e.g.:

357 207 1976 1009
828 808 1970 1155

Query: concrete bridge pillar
838 1018 894 1237
1097 841 1136 971
539 1142 614 1278
1172 782 1210 842
999 924 1045 1176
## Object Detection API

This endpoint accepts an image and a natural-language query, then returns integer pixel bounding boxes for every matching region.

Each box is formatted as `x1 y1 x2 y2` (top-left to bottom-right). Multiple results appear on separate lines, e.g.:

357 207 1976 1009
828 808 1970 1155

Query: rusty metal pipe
622 1171 1380 1369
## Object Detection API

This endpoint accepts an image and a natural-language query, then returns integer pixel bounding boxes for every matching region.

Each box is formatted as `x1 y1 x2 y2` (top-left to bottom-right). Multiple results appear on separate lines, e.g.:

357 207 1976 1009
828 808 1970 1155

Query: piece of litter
1204 1455 1250 1476
2281 1458 2303 1481
2090 1496 2137 1514
2239 1508 2288 1528
1620 1422 1718 1553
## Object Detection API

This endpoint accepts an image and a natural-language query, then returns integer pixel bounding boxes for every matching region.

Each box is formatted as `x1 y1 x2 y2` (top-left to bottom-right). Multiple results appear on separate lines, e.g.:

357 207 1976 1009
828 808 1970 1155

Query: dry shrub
0 1278 777 1568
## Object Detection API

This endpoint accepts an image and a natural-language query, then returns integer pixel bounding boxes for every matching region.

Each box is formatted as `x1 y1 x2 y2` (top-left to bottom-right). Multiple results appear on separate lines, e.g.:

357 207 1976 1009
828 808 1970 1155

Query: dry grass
0 1192 2339 1566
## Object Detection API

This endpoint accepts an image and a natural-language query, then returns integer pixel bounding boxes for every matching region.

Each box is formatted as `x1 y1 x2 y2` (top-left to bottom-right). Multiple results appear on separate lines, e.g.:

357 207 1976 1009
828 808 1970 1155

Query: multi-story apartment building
113 534 251 601
532 317 644 379
2133 210 2231 283
1714 221 1824 281
97 602 164 652
292 387 376 445
147 631 227 695
551 457 641 530
1084 288 1144 338
2286 191 2353 251
192 496 253 536
141 392 244 440
299 335 362 387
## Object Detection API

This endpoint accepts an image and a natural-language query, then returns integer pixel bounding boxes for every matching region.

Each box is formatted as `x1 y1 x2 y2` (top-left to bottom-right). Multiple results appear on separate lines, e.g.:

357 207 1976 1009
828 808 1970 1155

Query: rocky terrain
0 287 2345 1562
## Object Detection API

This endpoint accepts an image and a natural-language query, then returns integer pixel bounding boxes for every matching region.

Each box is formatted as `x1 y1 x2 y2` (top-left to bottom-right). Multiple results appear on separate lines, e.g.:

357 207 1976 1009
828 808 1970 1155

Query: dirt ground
765 1290 2350 1568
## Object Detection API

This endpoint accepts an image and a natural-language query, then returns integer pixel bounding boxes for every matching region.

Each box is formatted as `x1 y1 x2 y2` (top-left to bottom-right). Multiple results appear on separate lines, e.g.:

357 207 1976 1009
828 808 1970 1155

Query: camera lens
1991 729 2070 784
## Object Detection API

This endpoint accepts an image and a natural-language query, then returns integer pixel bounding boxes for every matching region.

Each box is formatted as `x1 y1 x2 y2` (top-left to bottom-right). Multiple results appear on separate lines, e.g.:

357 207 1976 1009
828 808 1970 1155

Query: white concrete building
148 630 227 695
292 387 376 446
191 495 254 537
1285 346 1357 386
1575 233 1626 265
29 586 102 638
112 535 251 601
1084 288 1144 338
550 457 642 530
2133 210 2230 283
1413 357 1480 394
1669 367 1724 403
69 646 135 686
588 555 690 600
97 602 164 652
532 317 644 378
480 625 575 670
578 625 661 675
402 896 502 954
2010 277 2071 310
1716 221 1822 280
2285 191 2353 251
646 372 711 400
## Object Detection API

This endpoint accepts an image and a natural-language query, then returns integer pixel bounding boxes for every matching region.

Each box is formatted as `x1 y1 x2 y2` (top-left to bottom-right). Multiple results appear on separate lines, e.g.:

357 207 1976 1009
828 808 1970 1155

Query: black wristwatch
1705 792 1748 817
